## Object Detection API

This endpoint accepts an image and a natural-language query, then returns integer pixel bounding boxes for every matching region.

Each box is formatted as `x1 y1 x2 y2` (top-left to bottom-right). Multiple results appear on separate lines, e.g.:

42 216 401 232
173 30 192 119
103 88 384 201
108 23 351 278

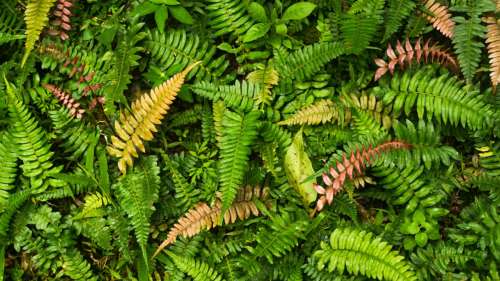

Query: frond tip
153 186 271 257
23 0 57 66
422 0 455 38
107 62 200 174
485 16 500 92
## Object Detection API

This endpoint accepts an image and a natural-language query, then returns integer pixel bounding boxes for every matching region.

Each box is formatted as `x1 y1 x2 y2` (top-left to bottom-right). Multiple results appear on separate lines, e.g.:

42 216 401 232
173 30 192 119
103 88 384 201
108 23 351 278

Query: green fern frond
250 212 309 263
382 0 416 41
452 16 486 83
170 104 203 128
0 133 17 212
191 81 258 112
377 68 493 130
22 0 57 66
314 228 417 281
274 42 345 81
80 192 112 217
6 81 64 192
0 32 24 45
206 0 255 37
260 122 292 152
49 108 100 161
114 156 160 264
61 249 98 281
147 30 229 81
0 190 30 238
219 110 260 212
247 64 279 108
168 252 226 281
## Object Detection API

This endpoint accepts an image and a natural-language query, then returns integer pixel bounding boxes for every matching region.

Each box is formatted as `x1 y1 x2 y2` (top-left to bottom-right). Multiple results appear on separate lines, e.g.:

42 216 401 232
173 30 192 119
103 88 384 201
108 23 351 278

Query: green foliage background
0 0 499 280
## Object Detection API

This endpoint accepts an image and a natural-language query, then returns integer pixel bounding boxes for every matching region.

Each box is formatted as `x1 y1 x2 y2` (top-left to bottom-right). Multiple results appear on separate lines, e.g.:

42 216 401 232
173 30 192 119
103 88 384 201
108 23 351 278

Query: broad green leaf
155 6 169 31
248 2 268 22
282 2 316 21
284 129 317 204
131 2 158 17
242 23 271 42
169 6 193 24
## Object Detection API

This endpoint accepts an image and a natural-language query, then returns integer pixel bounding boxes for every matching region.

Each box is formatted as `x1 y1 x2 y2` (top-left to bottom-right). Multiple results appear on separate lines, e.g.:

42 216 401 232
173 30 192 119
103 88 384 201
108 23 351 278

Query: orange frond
422 0 455 38
153 186 271 258
485 17 500 92
313 141 411 214
374 38 457 80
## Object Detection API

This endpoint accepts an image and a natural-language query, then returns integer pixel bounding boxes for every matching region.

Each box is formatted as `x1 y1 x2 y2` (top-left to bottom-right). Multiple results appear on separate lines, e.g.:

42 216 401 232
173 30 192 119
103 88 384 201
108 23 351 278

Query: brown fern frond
278 99 351 126
374 38 458 80
422 0 455 38
47 0 73 40
484 16 500 92
153 186 271 257
107 62 200 174
43 83 85 118
313 141 411 214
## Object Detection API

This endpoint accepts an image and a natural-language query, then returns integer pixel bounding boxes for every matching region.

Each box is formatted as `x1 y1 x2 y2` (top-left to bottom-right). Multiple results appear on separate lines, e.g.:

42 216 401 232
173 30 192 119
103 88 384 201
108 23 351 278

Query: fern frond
114 156 160 263
340 94 395 129
218 110 260 211
260 122 292 152
485 16 500 92
46 0 74 41
246 65 279 107
251 212 309 263
147 30 229 81
0 190 31 238
452 15 486 83
0 133 17 212
191 80 258 112
22 0 57 66
374 38 458 80
378 69 493 129
206 0 255 37
43 83 85 118
168 252 226 281
274 42 345 81
342 0 384 54
314 228 417 281
314 141 411 213
383 0 416 41
80 192 112 217
0 32 24 45
48 108 99 160
107 62 200 174
154 186 270 257
61 249 98 281
422 0 455 38
6 81 63 191
278 100 349 126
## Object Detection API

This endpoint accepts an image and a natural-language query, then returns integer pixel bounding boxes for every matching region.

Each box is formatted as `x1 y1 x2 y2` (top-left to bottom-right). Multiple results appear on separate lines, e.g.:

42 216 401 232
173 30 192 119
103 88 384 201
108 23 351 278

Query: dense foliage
0 0 499 280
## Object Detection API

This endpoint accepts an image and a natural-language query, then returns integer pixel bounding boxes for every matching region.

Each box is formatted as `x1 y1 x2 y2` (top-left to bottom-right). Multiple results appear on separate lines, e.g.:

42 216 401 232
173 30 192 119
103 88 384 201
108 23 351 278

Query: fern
0 32 24 45
376 68 493 130
0 133 17 211
146 30 229 81
422 0 455 38
154 186 270 257
218 110 260 211
107 62 199 174
314 228 417 281
452 16 486 83
48 108 99 160
206 0 255 37
250 212 309 263
61 249 98 281
22 0 57 66
382 0 416 41
278 99 348 126
114 156 160 264
168 252 226 281
485 16 500 92
273 42 345 81
5 81 63 192
191 80 258 112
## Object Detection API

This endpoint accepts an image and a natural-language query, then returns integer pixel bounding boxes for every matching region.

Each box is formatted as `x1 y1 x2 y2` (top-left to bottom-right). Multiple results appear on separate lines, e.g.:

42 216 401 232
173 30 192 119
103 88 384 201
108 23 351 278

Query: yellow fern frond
22 0 57 66
153 186 271 257
247 66 279 107
107 62 200 174
422 0 455 38
340 94 395 128
278 99 350 126
485 17 500 92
